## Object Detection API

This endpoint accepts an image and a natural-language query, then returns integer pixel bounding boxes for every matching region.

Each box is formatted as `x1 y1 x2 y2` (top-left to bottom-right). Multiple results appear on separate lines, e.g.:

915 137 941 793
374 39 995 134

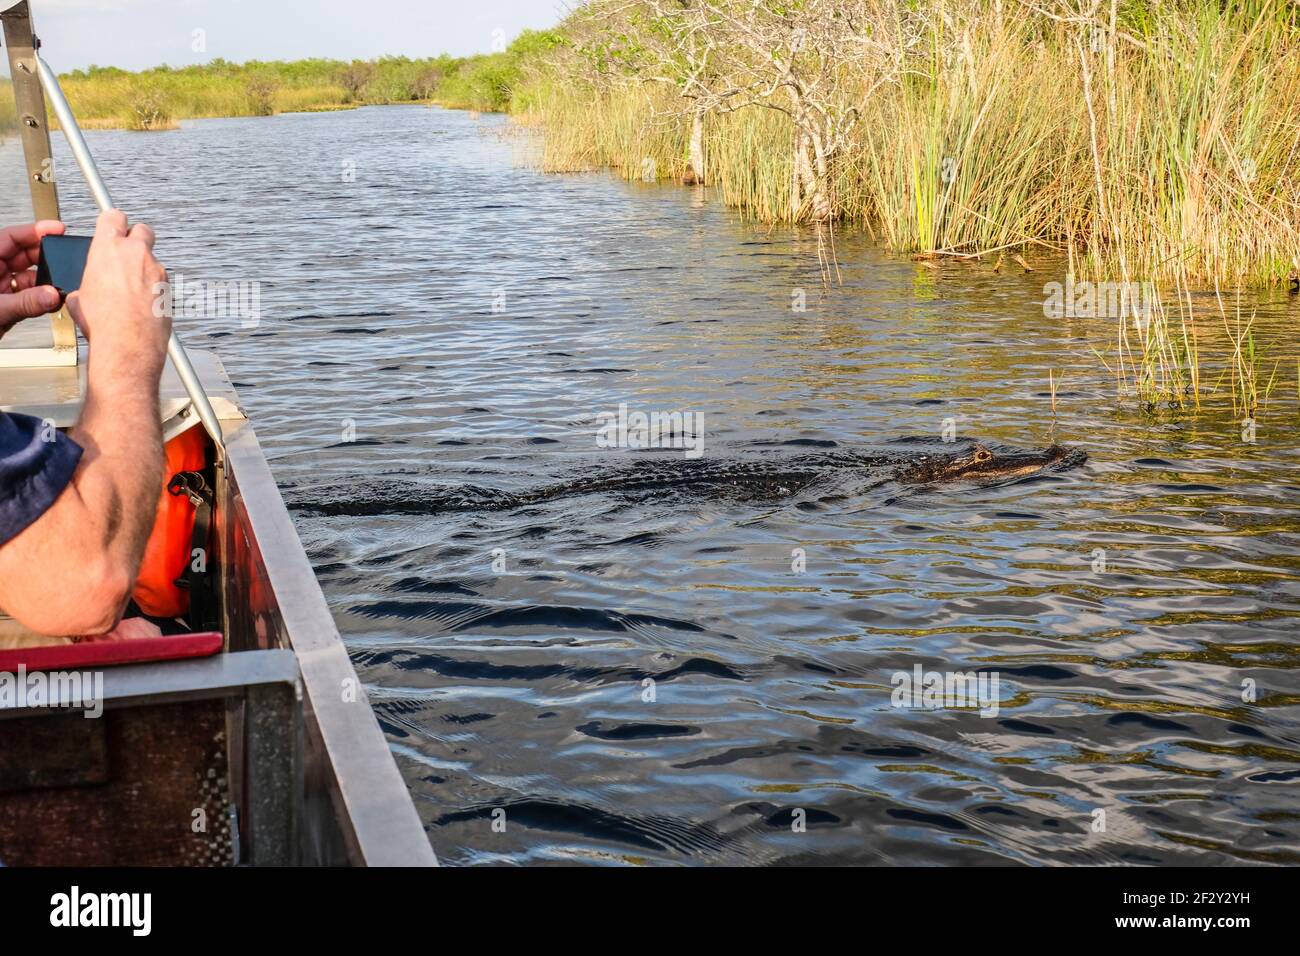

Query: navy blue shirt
0 412 82 547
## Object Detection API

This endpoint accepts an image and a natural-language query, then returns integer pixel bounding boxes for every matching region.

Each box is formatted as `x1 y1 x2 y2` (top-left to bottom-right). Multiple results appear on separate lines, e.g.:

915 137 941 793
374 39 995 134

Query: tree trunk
791 128 831 222
792 130 816 219
808 126 833 222
683 109 706 185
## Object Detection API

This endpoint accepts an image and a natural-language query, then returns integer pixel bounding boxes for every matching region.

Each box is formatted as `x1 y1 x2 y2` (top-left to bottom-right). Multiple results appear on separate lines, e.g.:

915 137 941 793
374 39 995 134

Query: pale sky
15 0 569 72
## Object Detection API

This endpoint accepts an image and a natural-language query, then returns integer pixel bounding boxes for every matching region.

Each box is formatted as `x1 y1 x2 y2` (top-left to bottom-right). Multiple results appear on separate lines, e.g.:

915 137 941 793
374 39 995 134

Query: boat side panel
216 416 437 867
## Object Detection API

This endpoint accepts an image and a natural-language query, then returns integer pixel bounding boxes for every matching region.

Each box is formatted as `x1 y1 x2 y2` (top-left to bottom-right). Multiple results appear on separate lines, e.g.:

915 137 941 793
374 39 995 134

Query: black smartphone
35 234 93 297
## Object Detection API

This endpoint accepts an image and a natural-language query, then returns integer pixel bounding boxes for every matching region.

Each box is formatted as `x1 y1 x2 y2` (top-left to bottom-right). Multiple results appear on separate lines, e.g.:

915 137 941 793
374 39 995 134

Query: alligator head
897 443 1085 486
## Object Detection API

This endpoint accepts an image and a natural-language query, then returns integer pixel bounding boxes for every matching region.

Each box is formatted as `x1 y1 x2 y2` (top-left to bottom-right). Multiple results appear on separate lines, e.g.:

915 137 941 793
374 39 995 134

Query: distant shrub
245 74 279 116
125 86 175 131
336 61 374 103
411 66 445 100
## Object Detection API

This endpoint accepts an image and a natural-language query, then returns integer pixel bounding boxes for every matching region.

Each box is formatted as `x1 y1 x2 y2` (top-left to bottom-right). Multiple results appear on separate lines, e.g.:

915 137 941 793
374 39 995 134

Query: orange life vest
132 425 209 618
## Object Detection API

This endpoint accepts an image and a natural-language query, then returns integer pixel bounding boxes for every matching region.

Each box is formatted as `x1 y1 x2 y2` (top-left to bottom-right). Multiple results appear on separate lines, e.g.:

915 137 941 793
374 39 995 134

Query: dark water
13 105 1300 865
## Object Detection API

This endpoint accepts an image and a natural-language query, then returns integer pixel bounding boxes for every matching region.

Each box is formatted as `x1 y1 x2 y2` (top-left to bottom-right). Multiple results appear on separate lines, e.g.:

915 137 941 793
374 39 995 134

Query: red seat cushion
0 631 222 673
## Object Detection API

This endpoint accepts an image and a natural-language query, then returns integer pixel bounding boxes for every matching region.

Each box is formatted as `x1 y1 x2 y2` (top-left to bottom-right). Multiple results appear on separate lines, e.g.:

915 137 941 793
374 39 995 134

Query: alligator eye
975 448 992 462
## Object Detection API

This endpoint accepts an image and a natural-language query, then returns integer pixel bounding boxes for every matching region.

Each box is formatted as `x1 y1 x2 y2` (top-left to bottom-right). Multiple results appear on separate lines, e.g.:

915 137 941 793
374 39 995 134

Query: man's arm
0 211 171 635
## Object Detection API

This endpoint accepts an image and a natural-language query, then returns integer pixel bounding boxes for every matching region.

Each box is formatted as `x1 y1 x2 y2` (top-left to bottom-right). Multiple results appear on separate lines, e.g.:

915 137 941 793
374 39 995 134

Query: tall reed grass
512 0 1300 414
517 0 1300 291
0 79 15 132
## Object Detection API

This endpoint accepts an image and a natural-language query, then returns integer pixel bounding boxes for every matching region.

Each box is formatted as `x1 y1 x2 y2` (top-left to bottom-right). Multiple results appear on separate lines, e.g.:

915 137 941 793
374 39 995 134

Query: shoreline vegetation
0 29 556 132
516 0 1300 286
2 0 1297 413
17 42 543 128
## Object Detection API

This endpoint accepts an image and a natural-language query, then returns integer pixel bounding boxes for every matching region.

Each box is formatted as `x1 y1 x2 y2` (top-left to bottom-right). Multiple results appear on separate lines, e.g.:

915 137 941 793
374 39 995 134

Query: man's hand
81 617 163 642
0 219 65 337
66 209 171 379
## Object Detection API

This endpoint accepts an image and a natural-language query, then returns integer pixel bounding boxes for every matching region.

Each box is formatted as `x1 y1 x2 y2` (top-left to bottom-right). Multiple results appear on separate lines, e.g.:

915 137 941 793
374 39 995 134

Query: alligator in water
287 441 1086 517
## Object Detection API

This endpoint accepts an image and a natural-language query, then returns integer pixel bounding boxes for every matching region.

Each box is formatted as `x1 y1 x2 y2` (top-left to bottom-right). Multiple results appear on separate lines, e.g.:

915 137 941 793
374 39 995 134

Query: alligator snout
899 443 1087 485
